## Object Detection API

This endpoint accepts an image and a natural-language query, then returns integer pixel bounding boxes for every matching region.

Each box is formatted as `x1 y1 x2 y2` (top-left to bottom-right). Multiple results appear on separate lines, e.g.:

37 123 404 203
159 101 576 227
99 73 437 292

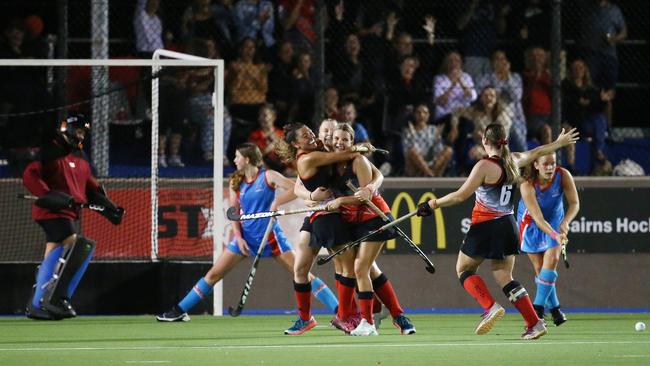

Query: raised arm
514 128 579 168
559 168 580 237
520 181 566 244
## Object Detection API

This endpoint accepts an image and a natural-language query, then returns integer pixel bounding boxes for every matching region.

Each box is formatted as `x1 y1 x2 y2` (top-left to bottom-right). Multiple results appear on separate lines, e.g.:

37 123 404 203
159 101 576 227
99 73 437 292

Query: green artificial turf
1 313 648 366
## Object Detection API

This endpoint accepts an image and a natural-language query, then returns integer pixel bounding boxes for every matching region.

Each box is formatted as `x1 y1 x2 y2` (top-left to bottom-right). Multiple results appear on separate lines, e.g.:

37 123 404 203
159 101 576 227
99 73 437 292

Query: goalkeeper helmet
57 113 91 149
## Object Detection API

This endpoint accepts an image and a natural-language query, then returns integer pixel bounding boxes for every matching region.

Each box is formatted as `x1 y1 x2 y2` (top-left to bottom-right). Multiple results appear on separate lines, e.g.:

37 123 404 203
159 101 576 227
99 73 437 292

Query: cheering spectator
522 46 552 144
278 0 315 53
181 0 236 60
509 0 551 71
290 52 316 124
233 0 275 59
478 50 527 152
562 58 612 174
267 40 295 125
386 55 429 136
457 0 509 82
403 104 452 177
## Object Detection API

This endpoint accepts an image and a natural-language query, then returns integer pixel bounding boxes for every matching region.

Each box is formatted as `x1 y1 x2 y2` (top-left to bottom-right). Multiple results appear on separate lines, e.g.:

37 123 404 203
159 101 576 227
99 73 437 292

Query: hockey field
1 313 649 365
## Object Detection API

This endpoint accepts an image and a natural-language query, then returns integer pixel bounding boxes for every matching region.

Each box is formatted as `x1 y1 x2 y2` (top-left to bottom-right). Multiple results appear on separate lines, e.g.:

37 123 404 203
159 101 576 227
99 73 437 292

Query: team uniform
517 168 565 253
297 155 350 249
462 156 519 259
227 168 292 257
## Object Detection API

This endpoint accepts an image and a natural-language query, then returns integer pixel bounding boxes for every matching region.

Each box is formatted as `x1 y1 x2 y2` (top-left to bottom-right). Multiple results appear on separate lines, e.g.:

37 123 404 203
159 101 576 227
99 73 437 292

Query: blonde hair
484 123 519 185
229 143 263 191
334 123 355 141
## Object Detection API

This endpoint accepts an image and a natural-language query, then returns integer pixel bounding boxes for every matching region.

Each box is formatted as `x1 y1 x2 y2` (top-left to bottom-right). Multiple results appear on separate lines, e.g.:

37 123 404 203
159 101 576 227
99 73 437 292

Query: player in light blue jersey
156 143 338 321
517 153 579 326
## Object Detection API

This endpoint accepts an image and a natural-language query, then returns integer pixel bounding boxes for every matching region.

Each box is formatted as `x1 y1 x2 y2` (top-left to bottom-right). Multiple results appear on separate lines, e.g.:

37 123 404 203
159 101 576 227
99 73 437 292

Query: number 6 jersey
471 156 515 225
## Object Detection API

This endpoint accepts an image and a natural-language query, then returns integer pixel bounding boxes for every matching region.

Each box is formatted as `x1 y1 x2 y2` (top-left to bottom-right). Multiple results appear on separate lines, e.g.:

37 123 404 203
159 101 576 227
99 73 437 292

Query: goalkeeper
22 113 124 320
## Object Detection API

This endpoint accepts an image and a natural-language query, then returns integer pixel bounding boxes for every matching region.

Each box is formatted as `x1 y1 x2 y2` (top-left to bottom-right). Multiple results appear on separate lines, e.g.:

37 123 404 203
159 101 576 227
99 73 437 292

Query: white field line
125 362 171 364
0 340 649 352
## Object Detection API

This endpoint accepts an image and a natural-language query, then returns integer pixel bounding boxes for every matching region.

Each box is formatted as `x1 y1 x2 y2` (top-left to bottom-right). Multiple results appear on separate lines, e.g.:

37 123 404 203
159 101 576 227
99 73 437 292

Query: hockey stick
17 193 106 212
317 210 418 265
346 181 435 273
226 205 329 221
561 244 570 269
228 217 276 317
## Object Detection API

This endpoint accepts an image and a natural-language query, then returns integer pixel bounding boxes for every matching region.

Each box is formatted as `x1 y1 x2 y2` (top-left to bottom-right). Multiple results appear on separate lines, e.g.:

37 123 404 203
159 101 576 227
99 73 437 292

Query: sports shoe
550 307 567 327
522 319 548 340
374 307 390 330
330 315 353 334
284 316 317 335
533 304 545 320
392 314 416 335
156 306 190 322
347 312 362 328
41 297 76 319
475 302 505 335
26 303 58 321
158 155 168 168
350 318 378 336
168 155 185 167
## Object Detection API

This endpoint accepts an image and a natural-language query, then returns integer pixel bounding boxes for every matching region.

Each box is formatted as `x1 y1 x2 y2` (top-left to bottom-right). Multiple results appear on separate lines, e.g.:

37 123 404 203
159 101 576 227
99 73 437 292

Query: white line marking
125 362 171 364
1 340 649 352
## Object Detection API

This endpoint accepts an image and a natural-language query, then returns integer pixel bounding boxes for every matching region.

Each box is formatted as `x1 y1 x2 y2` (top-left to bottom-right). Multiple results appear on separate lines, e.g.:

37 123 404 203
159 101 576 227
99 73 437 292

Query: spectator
233 0 275 60
323 86 341 121
226 37 268 156
577 0 627 126
290 52 316 124
0 19 53 176
402 104 453 177
159 69 190 168
339 101 370 143
248 103 287 173
453 86 513 169
562 58 612 174
186 38 225 163
267 40 295 125
457 0 509 82
509 0 551 71
385 55 429 137
433 51 477 151
278 0 315 54
181 0 236 60
329 32 366 104
478 50 527 152
133 0 163 58
522 46 552 144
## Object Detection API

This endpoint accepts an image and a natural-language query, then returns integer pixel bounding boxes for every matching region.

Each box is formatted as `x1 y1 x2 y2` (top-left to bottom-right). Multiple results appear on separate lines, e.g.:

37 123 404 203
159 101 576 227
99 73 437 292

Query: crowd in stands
0 0 635 177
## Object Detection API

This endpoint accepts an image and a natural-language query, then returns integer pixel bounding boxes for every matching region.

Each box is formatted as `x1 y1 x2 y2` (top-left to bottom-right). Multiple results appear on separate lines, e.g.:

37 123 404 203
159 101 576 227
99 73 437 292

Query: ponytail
484 123 520 185
276 123 305 163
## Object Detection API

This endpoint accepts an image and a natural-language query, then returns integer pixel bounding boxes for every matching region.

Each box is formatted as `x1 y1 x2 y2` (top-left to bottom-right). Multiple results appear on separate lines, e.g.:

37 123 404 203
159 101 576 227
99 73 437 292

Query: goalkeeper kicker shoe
550 307 567 327
41 297 76 319
392 314 416 335
350 318 379 336
522 319 548 340
475 302 505 335
26 303 58 320
156 306 190 322
284 316 317 335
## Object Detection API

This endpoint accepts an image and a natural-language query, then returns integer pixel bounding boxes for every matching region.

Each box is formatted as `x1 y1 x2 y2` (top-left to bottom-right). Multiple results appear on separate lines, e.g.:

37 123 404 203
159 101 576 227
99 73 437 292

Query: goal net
0 56 227 312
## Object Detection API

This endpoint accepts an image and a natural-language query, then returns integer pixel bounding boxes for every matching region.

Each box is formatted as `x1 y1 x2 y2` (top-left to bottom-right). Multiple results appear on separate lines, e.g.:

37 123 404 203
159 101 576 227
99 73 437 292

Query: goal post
0 57 226 316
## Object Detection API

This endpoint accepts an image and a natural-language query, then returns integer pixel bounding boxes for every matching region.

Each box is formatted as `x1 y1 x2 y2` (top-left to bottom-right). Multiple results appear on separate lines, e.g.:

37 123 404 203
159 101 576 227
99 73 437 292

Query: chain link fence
0 0 648 178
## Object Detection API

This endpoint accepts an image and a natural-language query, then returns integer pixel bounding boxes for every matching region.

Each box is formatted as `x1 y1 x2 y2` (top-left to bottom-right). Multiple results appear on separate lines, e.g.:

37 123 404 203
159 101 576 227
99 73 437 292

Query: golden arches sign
387 192 446 250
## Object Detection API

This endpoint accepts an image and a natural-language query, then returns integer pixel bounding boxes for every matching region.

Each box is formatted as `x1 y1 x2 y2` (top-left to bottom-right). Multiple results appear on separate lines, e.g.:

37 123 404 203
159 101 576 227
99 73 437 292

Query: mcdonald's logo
387 192 446 250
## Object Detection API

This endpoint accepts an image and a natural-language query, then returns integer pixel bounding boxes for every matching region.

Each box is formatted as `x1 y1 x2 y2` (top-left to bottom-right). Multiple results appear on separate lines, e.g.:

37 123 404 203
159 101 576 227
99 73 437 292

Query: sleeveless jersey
471 156 515 225
333 163 390 223
517 168 565 232
238 169 283 248
297 153 335 221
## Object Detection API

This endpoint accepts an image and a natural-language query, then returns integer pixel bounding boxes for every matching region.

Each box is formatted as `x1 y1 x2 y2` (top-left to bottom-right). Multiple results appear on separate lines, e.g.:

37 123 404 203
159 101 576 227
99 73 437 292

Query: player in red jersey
417 123 578 339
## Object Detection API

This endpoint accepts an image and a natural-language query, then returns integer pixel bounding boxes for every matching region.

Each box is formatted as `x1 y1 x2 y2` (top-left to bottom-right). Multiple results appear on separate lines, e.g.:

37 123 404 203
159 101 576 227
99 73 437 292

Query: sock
459 271 495 311
294 281 312 321
358 291 374 324
533 269 558 307
503 280 539 328
65 245 96 299
32 246 64 308
372 296 382 314
178 277 214 312
372 273 404 317
311 276 338 313
338 275 357 320
546 285 560 309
